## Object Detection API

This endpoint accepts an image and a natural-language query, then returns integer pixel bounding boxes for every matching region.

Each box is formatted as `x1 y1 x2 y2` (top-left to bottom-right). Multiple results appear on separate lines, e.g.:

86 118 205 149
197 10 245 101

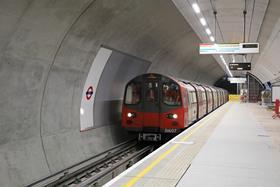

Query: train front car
122 73 186 141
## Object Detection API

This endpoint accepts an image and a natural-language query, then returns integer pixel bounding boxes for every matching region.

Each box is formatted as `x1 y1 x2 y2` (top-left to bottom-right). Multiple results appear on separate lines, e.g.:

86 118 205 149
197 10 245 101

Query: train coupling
138 133 161 141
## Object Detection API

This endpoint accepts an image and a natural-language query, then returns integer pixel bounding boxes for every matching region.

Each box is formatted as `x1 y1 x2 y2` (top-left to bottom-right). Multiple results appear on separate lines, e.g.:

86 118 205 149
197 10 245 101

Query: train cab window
145 82 158 103
125 82 141 104
162 82 181 106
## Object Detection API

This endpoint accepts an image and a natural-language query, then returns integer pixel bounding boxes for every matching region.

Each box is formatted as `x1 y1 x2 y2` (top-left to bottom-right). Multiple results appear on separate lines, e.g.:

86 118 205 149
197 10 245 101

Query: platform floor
104 102 280 187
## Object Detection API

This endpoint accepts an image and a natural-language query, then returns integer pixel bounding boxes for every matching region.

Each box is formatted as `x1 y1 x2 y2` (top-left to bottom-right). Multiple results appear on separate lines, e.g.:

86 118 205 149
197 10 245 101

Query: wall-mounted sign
199 43 259 54
86 86 94 100
80 47 113 131
229 63 251 70
228 77 247 84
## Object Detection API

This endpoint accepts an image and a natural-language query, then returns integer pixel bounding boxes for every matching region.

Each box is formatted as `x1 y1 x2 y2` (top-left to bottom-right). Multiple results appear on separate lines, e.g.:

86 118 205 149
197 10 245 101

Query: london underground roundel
86 86 93 100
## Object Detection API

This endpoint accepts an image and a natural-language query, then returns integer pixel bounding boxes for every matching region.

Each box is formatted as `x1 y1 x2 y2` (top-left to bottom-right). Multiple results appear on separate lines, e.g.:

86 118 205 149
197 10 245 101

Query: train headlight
167 113 178 119
172 114 178 119
127 112 136 118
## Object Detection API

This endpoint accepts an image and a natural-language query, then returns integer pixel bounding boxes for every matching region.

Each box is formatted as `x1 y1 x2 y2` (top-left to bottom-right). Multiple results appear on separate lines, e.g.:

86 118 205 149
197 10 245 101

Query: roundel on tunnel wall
86 86 94 100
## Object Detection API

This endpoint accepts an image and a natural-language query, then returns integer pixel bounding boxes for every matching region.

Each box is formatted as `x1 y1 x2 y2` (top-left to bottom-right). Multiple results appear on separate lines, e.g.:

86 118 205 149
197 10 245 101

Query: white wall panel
80 47 112 131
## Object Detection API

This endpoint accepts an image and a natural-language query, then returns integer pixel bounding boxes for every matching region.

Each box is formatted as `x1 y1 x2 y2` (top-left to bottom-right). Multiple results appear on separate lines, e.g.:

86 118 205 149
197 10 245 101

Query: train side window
162 82 181 106
189 92 192 103
187 90 192 103
202 91 206 101
208 90 212 102
124 82 141 104
192 92 197 103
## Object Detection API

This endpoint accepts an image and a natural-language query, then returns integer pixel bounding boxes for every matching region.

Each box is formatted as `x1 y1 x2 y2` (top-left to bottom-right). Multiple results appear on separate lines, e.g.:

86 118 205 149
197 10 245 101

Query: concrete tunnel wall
0 0 224 186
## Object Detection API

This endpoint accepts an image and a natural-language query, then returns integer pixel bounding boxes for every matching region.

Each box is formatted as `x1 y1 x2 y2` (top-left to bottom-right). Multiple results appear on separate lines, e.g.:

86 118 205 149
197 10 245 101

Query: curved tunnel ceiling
0 0 224 186
1 0 280 186
173 0 280 83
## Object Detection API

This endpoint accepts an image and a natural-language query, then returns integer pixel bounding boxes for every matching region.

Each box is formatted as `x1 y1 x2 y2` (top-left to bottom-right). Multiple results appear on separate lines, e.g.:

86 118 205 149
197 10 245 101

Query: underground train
122 73 228 141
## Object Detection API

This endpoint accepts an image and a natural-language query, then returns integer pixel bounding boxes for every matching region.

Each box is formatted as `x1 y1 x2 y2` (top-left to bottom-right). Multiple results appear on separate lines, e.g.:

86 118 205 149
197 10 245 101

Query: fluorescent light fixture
243 55 247 62
200 18 207 26
228 70 233 77
225 65 233 77
220 55 226 64
192 3 201 13
220 55 233 77
80 108 84 115
206 28 211 35
210 36 215 42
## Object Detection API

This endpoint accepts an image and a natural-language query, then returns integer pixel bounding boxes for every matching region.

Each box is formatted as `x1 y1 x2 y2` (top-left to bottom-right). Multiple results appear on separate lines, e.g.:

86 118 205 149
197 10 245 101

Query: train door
185 84 197 123
221 90 224 104
207 87 213 111
208 88 213 111
143 81 160 130
217 90 220 106
201 86 208 113
211 88 217 109
194 85 203 119
212 89 215 109
199 86 207 116
219 90 222 105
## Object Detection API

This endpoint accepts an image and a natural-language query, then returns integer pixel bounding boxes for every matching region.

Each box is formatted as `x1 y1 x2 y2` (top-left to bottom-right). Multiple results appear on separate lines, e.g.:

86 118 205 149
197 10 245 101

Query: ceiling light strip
220 55 233 77
192 3 201 13
190 0 232 77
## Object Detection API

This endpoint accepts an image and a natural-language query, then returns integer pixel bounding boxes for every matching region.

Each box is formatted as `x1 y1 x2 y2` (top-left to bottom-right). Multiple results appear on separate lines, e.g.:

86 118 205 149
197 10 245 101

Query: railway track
27 139 155 187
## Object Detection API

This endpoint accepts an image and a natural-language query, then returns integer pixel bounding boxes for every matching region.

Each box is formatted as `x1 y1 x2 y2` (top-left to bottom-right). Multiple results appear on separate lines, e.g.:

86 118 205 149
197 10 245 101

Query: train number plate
164 128 178 133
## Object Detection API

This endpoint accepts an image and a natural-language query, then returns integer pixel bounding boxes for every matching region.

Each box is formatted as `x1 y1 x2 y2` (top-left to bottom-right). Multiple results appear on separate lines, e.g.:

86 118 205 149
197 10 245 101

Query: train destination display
199 43 259 54
228 77 247 83
229 63 251 70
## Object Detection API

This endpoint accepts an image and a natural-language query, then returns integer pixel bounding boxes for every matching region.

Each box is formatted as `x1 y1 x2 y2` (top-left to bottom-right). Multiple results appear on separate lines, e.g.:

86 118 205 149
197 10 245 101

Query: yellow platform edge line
123 144 179 187
123 115 208 187
229 94 240 101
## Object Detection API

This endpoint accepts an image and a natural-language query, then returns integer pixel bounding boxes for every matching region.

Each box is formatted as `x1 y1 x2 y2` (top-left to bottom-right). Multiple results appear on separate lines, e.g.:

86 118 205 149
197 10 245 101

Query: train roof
127 73 227 92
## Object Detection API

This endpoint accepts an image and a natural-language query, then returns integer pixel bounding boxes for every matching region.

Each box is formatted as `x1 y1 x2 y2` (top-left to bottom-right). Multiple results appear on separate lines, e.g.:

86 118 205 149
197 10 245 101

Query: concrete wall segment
0 0 224 185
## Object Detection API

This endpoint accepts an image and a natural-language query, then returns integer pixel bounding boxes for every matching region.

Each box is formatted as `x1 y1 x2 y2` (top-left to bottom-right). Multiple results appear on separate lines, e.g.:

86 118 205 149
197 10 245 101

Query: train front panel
122 74 186 140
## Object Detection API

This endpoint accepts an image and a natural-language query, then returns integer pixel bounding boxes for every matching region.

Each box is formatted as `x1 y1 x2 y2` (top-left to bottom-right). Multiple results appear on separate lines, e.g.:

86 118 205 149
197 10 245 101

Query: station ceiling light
220 55 233 77
192 3 201 14
200 18 207 26
191 1 233 78
226 66 233 77
220 55 226 64
206 28 211 35
232 55 235 62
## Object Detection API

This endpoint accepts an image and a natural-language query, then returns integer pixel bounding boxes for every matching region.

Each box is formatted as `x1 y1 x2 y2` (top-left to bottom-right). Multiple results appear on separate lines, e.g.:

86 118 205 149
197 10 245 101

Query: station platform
104 102 280 187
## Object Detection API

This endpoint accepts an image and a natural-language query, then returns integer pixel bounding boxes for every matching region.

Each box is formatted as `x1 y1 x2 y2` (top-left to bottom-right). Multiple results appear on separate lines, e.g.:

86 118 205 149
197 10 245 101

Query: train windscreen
144 82 159 103
162 82 181 106
124 82 141 104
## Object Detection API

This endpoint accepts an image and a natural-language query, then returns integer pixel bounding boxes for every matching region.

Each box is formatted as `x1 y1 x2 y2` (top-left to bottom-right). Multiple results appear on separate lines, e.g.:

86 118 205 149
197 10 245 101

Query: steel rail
26 139 138 187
